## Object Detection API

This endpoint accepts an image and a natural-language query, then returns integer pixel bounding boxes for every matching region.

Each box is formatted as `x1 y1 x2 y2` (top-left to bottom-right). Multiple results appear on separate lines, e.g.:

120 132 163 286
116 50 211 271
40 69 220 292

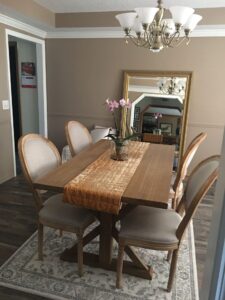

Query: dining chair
116 155 220 292
18 133 96 276
171 132 207 208
65 120 93 156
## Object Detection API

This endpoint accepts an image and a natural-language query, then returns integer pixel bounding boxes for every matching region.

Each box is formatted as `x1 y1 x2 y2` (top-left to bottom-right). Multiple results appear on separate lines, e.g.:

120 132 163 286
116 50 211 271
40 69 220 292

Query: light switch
2 100 9 110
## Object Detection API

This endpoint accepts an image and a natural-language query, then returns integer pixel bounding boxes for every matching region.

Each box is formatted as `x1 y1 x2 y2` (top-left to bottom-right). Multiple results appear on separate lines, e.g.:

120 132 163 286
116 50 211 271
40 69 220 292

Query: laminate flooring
0 175 215 299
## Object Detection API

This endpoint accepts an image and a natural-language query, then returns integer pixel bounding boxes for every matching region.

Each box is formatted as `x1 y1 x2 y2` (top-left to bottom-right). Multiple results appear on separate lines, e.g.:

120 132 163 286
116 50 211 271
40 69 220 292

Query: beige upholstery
18 133 96 276
184 158 220 210
116 155 219 292
65 121 93 156
119 206 181 244
22 137 61 181
40 194 95 232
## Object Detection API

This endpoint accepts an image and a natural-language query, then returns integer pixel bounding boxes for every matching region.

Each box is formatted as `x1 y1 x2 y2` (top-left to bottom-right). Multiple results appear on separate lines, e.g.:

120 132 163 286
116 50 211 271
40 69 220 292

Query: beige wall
46 37 225 167
55 8 225 28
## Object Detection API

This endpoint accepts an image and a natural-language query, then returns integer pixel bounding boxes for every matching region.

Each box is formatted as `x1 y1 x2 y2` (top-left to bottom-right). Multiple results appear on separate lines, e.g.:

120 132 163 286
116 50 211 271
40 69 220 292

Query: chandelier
158 77 185 95
115 0 202 52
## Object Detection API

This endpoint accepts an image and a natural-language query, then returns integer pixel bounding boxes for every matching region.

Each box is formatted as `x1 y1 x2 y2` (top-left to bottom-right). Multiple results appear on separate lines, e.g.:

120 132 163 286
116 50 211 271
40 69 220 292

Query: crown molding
0 13 47 38
0 12 225 39
46 25 225 39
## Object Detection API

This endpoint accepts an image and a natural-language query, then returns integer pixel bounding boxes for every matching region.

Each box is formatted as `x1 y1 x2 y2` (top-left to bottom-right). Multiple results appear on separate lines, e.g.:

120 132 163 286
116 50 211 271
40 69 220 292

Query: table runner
64 141 149 214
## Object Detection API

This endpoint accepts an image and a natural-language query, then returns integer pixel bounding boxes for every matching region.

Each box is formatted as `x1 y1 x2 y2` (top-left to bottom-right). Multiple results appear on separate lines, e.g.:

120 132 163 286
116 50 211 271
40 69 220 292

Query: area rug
0 222 198 300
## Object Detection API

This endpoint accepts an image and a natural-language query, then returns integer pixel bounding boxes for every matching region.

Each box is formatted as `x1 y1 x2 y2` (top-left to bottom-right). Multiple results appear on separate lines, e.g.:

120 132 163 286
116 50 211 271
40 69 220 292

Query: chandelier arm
169 35 190 48
126 33 151 48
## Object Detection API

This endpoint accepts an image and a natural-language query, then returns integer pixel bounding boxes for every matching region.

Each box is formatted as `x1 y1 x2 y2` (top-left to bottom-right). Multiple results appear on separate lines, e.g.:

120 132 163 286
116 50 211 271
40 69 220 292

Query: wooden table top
34 140 175 209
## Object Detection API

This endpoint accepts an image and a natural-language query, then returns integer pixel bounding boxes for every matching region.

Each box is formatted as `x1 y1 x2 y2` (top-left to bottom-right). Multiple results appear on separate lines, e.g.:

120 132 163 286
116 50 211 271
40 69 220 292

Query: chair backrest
173 132 207 203
18 134 61 209
176 155 220 240
65 121 93 156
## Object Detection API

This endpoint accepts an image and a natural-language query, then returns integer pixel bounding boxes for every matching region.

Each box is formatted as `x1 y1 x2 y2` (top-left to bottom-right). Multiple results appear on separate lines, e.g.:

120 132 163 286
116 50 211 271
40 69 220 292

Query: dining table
34 139 175 280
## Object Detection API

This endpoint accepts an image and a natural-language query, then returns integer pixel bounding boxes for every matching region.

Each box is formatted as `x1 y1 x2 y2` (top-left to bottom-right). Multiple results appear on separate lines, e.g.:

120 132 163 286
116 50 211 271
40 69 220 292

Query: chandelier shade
169 6 194 26
134 7 159 25
115 12 137 29
115 0 202 52
184 14 203 31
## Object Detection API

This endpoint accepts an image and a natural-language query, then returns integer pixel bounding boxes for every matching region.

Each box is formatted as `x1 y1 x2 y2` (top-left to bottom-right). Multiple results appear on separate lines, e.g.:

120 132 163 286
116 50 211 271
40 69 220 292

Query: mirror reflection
123 71 192 165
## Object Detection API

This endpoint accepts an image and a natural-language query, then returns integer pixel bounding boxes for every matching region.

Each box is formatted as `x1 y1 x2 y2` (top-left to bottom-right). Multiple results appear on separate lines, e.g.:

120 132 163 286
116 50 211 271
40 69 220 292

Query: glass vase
110 140 129 161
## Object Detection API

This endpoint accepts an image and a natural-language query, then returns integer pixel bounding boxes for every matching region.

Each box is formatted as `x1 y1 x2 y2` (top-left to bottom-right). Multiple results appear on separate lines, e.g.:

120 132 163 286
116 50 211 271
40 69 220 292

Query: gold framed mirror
123 71 192 163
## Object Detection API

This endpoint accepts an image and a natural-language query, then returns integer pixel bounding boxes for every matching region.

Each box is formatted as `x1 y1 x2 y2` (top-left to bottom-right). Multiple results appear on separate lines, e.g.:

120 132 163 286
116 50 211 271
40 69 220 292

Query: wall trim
0 174 14 184
0 12 225 39
46 25 225 39
5 29 48 176
0 13 46 38
48 113 224 129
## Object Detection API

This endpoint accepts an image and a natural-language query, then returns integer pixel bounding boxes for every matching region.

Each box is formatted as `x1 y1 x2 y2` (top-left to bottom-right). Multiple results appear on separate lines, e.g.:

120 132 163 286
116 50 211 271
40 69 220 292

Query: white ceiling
33 0 225 13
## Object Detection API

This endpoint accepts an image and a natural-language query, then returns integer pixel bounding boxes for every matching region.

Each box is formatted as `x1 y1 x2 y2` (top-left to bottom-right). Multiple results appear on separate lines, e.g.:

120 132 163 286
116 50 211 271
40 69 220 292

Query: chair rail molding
188 122 224 129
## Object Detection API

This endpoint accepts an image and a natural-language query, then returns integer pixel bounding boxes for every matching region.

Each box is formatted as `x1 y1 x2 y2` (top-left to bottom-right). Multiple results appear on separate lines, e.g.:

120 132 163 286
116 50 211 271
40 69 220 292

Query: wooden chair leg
167 249 178 292
116 241 125 289
167 250 173 262
171 196 176 209
38 222 43 260
77 233 83 277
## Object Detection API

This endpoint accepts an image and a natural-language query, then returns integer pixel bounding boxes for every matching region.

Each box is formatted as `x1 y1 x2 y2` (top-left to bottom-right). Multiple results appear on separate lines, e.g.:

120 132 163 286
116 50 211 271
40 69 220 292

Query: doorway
8 42 22 173
6 29 47 176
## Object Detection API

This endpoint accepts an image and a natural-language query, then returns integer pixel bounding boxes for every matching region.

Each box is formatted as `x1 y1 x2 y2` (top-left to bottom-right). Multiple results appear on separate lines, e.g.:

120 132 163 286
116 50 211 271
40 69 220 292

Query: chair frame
65 120 93 157
18 133 91 276
116 155 219 292
172 132 207 208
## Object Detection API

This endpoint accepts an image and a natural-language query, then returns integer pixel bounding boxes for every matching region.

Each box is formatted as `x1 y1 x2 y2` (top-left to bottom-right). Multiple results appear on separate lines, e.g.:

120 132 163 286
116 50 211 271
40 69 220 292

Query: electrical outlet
2 100 9 110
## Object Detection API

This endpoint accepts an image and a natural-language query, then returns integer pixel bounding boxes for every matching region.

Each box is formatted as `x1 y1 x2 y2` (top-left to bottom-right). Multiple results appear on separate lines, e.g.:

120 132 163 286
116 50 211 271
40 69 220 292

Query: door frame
5 29 47 176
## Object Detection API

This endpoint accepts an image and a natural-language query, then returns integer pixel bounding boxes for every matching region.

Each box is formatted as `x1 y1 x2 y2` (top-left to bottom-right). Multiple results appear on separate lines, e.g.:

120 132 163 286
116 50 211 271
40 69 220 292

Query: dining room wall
46 37 225 168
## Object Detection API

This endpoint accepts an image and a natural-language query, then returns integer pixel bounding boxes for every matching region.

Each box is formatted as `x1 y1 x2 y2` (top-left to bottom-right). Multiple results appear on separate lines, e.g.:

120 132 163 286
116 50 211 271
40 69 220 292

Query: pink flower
105 99 119 112
119 98 127 107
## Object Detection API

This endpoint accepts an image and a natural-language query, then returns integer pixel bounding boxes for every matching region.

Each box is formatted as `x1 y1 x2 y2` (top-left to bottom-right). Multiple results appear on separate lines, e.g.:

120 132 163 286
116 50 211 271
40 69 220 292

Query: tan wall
55 8 225 28
46 37 225 168
0 0 55 27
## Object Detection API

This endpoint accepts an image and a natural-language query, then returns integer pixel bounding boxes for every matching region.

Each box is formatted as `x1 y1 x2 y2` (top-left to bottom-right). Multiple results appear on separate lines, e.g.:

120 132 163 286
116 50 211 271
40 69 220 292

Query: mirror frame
123 70 192 159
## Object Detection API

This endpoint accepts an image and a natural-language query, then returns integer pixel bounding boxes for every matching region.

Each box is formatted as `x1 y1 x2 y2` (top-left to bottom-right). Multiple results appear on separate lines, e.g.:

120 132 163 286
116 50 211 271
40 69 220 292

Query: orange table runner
64 141 149 214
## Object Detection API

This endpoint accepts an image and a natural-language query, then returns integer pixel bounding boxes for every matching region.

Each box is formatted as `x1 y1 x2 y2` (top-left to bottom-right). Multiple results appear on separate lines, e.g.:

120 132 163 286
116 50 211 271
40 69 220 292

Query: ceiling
33 0 225 13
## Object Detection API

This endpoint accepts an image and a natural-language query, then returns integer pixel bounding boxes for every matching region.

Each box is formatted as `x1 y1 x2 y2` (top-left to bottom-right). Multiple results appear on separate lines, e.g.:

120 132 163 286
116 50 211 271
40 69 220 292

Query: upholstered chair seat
18 133 96 277
119 206 181 245
40 194 95 232
116 155 220 292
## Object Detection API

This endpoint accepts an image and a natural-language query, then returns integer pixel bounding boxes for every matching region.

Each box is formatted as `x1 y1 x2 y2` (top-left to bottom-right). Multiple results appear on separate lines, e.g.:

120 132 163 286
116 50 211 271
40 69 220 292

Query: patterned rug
0 222 198 300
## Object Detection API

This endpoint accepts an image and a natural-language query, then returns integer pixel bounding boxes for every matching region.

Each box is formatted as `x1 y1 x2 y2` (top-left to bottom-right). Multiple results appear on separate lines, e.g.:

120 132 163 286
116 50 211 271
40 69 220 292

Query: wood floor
0 175 214 299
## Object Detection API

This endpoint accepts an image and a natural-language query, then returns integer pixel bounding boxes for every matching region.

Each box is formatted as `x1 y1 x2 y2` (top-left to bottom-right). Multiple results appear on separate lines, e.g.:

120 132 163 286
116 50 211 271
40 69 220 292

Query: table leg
99 212 114 268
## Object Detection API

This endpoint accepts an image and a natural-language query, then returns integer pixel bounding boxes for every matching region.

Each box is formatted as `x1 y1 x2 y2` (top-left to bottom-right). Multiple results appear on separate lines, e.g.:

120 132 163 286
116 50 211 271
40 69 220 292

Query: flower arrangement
105 98 139 160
